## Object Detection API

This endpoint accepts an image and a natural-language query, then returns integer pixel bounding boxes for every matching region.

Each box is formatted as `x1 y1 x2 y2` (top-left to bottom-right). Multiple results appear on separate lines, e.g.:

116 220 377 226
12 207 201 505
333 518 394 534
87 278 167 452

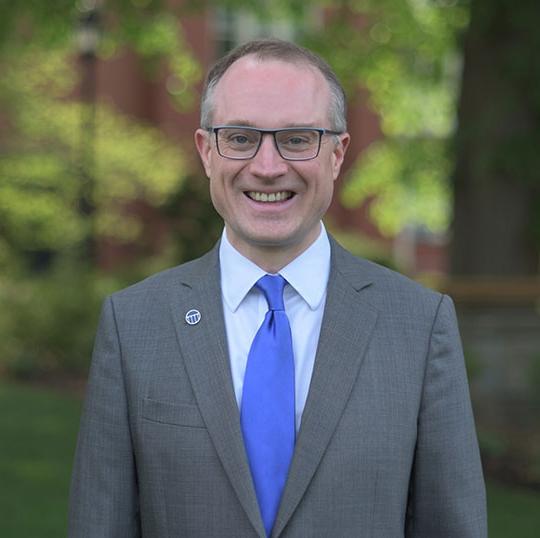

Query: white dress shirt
219 224 331 432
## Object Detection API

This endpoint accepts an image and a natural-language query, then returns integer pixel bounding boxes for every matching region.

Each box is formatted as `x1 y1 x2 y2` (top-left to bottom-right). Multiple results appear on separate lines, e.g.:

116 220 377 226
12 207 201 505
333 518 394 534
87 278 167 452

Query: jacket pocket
142 397 206 428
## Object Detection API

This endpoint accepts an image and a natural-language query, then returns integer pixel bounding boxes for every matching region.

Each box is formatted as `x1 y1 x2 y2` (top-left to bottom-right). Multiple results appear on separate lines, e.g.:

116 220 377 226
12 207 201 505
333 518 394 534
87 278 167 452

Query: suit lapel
167 246 266 538
272 241 379 537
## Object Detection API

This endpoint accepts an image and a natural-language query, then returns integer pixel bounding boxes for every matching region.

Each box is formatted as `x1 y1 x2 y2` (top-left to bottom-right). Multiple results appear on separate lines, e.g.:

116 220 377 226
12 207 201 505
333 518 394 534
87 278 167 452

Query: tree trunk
451 0 540 276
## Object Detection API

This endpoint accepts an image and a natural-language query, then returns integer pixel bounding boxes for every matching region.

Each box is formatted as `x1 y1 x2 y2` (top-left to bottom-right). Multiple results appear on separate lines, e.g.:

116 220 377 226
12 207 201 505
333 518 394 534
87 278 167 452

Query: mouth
245 191 295 203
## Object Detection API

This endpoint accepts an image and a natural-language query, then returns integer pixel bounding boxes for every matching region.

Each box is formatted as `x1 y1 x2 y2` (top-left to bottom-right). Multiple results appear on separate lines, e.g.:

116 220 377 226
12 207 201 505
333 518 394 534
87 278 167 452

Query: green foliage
0 1 202 110
0 0 78 52
103 7 201 110
0 262 120 378
160 173 225 262
342 137 451 234
0 0 470 239
0 39 194 377
0 46 185 265
303 0 469 234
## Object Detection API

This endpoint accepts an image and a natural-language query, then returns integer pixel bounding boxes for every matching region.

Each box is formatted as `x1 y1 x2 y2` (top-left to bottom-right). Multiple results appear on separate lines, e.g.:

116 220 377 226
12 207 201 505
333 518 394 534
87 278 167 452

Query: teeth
248 191 293 202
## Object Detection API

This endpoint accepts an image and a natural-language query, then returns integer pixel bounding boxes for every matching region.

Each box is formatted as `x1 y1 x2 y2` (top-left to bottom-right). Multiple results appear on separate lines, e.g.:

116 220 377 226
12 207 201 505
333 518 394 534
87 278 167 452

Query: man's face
195 56 349 262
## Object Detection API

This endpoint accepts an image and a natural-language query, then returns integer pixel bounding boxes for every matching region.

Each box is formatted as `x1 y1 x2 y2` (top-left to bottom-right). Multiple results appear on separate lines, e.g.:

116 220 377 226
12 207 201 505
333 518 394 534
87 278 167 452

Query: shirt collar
219 223 331 312
220 232 266 313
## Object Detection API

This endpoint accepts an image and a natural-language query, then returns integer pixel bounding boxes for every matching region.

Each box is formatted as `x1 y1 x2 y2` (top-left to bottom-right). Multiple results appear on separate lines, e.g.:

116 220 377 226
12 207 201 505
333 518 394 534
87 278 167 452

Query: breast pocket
142 398 206 429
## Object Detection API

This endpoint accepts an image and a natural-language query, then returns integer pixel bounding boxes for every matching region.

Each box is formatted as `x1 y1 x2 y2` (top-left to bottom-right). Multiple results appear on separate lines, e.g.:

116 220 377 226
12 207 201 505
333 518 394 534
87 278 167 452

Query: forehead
211 56 332 127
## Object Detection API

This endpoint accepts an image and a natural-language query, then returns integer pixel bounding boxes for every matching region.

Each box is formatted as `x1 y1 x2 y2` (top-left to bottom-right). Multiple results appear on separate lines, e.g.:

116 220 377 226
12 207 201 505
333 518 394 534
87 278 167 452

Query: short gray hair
200 39 347 132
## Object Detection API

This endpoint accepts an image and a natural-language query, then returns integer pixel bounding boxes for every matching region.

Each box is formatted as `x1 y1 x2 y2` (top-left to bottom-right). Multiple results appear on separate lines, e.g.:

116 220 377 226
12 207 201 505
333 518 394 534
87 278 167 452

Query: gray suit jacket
68 238 487 537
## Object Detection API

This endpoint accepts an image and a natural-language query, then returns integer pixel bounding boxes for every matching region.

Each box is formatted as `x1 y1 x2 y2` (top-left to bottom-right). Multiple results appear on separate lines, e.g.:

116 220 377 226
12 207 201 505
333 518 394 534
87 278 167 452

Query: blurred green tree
1 0 466 256
0 47 185 271
0 42 189 377
328 0 469 236
0 1 207 275
0 1 204 377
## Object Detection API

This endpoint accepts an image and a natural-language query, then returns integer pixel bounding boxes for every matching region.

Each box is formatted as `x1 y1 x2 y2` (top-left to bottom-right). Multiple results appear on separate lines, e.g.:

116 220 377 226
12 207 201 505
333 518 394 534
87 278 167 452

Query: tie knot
256 274 286 311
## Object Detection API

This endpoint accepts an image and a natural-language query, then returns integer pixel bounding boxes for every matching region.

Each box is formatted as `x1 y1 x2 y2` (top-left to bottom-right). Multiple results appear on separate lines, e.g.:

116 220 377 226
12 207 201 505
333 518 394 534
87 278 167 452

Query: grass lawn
487 480 540 537
0 381 539 537
0 382 81 538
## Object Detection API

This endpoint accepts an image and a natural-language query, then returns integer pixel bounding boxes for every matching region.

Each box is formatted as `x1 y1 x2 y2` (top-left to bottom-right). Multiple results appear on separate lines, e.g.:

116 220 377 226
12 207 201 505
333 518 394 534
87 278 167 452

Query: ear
195 128 213 178
331 132 350 181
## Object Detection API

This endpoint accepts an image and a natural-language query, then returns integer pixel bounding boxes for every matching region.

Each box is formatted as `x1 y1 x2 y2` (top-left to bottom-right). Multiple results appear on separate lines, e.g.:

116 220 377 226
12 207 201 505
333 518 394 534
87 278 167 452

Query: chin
250 232 308 250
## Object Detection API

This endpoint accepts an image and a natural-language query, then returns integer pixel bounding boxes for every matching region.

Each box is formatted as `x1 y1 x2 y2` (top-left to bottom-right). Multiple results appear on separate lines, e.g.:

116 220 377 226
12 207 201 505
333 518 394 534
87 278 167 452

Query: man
69 39 487 537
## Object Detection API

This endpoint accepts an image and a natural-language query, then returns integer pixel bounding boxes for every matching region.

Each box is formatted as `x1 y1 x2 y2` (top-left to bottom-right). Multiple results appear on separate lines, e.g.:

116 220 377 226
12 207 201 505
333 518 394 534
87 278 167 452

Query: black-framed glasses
207 125 343 161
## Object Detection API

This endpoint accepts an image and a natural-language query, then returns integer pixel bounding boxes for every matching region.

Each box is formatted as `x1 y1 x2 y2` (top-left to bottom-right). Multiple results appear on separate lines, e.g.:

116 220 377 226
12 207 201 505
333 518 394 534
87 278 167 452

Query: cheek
316 178 336 214
311 167 335 200
208 179 224 213
323 182 335 208
208 171 238 211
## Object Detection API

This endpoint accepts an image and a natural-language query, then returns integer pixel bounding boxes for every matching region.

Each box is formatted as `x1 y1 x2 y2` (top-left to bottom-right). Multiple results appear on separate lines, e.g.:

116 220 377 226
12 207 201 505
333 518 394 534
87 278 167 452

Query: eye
230 134 249 145
220 129 258 147
286 136 308 145
278 130 317 151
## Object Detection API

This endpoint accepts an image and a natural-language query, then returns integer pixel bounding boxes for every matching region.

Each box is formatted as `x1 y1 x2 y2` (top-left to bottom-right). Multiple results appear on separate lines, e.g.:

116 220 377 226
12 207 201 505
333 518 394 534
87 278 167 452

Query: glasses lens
217 128 261 159
276 129 320 160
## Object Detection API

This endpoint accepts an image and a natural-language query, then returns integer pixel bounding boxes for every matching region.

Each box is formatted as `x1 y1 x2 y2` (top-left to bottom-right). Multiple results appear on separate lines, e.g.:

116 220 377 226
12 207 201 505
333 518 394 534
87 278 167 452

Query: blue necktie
241 274 296 537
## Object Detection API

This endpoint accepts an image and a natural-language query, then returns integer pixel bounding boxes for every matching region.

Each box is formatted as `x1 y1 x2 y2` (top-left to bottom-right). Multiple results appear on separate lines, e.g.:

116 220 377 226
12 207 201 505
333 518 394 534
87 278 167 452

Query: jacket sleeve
406 294 487 537
68 296 141 537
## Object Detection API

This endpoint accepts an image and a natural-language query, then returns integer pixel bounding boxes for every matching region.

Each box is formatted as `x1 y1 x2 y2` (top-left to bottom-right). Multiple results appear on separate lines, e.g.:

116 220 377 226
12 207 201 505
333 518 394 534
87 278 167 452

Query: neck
238 246 300 274
225 226 321 274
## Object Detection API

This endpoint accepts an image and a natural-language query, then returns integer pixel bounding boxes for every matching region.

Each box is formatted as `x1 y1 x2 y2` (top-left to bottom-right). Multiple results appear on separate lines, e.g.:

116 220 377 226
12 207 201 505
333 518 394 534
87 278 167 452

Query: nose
248 133 288 178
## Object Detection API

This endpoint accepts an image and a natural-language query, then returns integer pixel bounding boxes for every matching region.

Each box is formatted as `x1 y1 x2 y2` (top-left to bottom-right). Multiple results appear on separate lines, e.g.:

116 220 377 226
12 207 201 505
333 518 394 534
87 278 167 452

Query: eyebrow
217 120 321 128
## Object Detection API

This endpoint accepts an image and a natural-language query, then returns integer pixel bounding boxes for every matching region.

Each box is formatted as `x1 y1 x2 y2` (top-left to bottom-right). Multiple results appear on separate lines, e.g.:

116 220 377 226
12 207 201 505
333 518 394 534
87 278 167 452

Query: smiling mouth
245 191 295 203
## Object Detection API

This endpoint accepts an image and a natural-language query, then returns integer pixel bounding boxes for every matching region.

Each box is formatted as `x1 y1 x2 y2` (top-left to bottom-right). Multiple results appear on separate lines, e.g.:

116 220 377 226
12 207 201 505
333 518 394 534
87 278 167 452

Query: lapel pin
185 309 201 326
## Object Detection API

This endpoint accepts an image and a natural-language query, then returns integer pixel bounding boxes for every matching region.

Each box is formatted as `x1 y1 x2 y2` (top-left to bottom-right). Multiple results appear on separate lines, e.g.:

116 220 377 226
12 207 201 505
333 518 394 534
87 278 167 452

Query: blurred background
0 0 539 536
